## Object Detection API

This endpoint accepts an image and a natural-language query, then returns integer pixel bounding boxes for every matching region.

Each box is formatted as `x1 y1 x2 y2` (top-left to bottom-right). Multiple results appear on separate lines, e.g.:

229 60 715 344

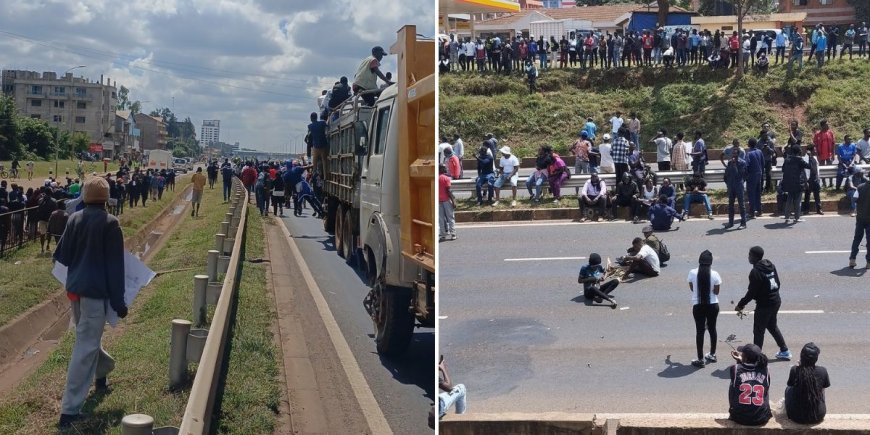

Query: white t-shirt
438 142 451 165
857 138 870 160
453 138 464 158
680 140 692 156
500 155 520 175
655 137 672 162
599 142 614 169
610 116 624 134
687 268 722 305
637 244 660 273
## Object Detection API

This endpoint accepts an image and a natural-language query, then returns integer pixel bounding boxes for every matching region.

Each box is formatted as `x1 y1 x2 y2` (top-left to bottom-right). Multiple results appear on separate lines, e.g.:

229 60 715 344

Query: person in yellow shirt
190 167 207 217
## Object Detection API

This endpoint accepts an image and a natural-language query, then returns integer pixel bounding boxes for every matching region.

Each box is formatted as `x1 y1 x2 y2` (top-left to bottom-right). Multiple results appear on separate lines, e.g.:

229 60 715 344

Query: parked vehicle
146 149 173 172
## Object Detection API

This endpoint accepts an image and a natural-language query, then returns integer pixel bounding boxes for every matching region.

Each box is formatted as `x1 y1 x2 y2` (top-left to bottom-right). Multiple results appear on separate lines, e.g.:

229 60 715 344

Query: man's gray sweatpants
61 297 115 415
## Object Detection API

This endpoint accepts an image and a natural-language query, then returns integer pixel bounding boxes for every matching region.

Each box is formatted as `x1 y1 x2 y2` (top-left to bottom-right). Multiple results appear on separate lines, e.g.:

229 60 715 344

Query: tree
70 131 90 155
732 0 776 76
130 100 141 115
15 116 55 157
0 95 20 160
117 85 130 111
847 0 870 23
657 0 669 30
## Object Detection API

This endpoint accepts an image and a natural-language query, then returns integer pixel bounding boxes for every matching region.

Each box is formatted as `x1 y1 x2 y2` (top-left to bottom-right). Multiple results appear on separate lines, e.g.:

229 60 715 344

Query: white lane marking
277 220 393 434
438 316 448 320
504 256 586 262
805 250 866 254
721 310 825 315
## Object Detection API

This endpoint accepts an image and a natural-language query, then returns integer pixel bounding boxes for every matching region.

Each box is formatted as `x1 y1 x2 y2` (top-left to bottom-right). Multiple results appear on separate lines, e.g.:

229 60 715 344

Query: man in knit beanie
54 176 127 428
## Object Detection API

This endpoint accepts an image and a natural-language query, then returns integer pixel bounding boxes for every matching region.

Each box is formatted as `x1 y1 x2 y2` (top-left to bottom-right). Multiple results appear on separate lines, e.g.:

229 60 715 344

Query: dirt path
0 186 193 395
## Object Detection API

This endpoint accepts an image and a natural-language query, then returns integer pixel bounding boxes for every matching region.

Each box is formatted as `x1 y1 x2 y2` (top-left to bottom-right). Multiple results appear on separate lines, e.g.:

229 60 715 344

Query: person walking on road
190 167 206 217
735 246 792 360
689 250 721 368
221 159 234 203
578 253 618 308
785 342 830 424
54 177 127 428
848 176 870 269
727 343 772 426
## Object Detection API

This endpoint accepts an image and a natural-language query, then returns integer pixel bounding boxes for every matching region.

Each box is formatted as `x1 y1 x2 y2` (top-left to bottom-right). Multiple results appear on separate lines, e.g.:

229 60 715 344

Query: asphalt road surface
440 213 870 415
278 211 435 434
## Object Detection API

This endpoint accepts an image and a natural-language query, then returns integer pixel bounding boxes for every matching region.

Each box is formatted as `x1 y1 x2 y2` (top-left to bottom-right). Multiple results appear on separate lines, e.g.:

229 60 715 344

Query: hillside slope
439 62 870 158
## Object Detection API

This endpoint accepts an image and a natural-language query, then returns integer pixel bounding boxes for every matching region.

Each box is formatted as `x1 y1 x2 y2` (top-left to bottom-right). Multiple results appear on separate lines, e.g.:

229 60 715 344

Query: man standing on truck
353 46 393 107
307 112 329 181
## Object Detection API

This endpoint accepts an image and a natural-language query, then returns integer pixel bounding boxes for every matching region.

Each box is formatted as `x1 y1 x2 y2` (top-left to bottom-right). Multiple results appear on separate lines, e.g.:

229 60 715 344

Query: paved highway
278 212 434 434
439 214 870 414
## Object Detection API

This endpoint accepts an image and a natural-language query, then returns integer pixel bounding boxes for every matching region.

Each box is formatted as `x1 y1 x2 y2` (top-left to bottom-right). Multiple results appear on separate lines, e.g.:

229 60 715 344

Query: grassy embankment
0 185 279 433
440 60 870 158
0 175 189 327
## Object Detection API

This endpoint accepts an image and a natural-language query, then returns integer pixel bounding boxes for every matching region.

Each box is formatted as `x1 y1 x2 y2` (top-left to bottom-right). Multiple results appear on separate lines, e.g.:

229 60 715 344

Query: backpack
657 239 671 263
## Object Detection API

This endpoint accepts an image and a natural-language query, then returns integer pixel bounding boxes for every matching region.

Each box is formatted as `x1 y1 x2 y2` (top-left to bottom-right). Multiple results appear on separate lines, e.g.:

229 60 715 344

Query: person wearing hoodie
727 343 772 426
736 246 792 360
780 142 810 224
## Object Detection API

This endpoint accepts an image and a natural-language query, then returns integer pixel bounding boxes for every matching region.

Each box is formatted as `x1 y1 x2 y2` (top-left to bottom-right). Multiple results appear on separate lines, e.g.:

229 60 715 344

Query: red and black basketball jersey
728 364 772 426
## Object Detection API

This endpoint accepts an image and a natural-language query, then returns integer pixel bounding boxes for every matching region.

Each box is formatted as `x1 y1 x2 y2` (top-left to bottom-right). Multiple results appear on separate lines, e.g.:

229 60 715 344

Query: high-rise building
201 119 220 146
1 69 118 145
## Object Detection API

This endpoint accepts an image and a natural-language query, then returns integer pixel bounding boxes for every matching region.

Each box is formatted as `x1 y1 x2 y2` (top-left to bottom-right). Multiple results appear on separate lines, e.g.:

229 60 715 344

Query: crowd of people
439 21 870 77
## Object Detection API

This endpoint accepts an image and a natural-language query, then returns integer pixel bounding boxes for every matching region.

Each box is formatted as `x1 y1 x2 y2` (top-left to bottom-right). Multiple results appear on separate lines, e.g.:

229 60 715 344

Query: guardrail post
193 275 208 327
206 250 219 282
169 319 192 389
121 414 154 435
217 254 230 274
206 281 222 305
220 221 229 236
186 328 209 363
214 233 226 254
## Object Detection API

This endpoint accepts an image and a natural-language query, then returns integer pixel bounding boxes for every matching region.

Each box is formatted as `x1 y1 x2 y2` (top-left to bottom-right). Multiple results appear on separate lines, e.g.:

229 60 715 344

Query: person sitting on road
578 172 608 221
785 342 830 425
681 172 714 220
648 195 682 231
438 355 466 419
578 253 618 309
474 146 495 206
611 173 640 222
618 237 660 279
659 177 677 208
728 343 772 426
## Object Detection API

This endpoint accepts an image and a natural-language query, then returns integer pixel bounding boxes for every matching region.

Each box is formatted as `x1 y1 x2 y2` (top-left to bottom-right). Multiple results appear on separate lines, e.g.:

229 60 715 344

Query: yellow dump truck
323 25 435 356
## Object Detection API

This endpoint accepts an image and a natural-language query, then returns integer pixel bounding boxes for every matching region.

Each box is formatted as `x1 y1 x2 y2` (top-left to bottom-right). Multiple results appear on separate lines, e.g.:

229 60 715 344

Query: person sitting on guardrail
527 148 550 203
611 173 640 223
857 128 870 164
727 343 772 426
835 134 858 191
578 173 608 222
353 46 392 107
659 178 676 208
474 146 495 206
493 146 519 208
636 177 658 218
784 343 830 424
547 151 569 203
681 172 714 220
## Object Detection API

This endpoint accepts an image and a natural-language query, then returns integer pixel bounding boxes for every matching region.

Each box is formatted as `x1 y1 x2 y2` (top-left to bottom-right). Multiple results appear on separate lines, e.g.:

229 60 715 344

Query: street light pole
55 65 86 177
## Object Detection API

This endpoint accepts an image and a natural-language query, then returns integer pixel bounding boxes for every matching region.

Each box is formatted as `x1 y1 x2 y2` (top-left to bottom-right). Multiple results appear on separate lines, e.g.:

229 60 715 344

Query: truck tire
373 283 414 357
324 197 338 234
342 208 354 264
335 204 346 258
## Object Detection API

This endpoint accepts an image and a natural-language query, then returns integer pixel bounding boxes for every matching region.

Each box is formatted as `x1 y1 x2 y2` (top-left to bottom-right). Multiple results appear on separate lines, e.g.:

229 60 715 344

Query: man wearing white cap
493 146 519 207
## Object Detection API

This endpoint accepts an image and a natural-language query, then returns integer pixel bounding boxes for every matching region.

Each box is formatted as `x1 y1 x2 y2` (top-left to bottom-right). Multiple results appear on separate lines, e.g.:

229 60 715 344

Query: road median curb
440 412 870 434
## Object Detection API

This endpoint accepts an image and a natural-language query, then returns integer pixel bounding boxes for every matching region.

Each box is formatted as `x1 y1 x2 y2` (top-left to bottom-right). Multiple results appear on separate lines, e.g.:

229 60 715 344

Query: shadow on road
830 266 867 277
710 367 731 379
570 295 616 308
657 354 701 378
763 222 793 230
705 226 732 236
377 331 437 401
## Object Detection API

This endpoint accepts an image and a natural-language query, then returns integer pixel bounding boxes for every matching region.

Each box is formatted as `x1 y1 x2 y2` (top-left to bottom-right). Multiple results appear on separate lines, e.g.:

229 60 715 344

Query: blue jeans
728 186 746 224
475 173 495 202
526 172 545 199
439 384 467 417
539 52 548 69
223 180 232 201
630 132 640 148
850 221 870 262
848 189 857 211
683 193 712 215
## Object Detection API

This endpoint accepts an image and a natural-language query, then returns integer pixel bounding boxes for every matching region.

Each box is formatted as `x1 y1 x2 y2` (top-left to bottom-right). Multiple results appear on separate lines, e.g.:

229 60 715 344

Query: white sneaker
704 353 717 363
794 218 805 222
511 200 517 207
492 201 500 206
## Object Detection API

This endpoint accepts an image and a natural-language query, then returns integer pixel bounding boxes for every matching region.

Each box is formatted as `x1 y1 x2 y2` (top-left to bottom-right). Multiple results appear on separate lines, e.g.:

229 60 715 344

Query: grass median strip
0 185 225 433
211 209 281 434
0 176 189 328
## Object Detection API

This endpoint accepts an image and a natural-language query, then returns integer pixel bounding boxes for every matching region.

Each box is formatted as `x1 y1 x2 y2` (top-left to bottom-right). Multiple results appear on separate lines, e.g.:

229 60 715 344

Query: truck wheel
335 204 346 258
373 282 414 357
342 208 354 264
324 197 338 234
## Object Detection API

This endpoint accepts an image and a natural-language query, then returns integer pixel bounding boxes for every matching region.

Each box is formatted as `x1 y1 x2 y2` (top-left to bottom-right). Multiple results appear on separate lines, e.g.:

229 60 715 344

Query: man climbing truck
323 25 435 356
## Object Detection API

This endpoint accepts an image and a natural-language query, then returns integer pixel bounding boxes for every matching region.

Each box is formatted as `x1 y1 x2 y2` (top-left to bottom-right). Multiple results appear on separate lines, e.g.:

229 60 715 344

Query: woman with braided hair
689 250 721 368
785 343 830 424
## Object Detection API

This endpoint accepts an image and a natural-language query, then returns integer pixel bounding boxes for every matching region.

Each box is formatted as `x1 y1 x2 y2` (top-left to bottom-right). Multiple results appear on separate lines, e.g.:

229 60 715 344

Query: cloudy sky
0 0 435 153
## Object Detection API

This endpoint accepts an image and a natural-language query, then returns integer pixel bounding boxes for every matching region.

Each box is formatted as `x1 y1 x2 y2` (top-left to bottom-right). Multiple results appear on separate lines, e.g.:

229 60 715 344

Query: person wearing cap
736 246 792 360
353 46 392 106
54 177 127 428
688 250 721 368
727 343 772 426
785 342 830 424
578 253 618 308
598 133 614 174
493 146 519 207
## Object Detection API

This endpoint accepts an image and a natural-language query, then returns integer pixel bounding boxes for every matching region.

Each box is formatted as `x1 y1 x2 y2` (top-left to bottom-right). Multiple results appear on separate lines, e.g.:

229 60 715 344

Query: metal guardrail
0 206 38 258
449 164 870 193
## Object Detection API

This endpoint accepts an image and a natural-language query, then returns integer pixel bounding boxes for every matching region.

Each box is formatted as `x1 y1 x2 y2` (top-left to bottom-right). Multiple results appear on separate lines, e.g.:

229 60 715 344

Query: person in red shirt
813 119 835 187
439 165 456 241
729 31 741 68
584 35 595 68
240 162 258 202
444 146 462 179
642 31 654 66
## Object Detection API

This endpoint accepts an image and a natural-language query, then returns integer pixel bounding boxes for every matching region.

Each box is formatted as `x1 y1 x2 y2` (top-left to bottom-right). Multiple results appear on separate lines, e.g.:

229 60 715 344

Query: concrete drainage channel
440 413 870 434
120 179 248 435
0 185 193 395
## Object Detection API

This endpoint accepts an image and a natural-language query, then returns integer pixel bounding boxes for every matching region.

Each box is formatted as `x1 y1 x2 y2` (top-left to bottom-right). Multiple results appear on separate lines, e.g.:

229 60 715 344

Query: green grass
0 185 228 433
0 177 189 327
3 159 123 181
440 61 870 158
211 209 280 434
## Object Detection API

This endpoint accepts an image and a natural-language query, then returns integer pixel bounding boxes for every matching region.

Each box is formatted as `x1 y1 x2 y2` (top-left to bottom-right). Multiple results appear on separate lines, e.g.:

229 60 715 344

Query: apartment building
201 120 220 146
1 70 117 145
134 113 168 151
780 0 856 26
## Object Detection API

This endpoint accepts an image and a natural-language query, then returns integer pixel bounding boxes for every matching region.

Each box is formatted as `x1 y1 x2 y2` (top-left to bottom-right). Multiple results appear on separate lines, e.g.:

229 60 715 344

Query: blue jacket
724 158 747 189
649 203 679 230
745 148 764 177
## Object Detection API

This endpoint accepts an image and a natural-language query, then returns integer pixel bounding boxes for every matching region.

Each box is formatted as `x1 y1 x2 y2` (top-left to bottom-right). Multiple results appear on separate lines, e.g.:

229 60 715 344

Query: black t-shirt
786 365 830 424
729 364 772 426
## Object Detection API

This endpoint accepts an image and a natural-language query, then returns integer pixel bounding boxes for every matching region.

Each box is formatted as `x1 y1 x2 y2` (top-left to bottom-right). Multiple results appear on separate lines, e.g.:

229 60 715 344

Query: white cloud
0 0 435 152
